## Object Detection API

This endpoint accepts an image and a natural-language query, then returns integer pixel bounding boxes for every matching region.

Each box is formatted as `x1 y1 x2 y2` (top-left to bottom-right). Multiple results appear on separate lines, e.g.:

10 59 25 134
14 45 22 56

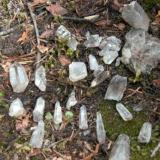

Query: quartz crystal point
79 105 88 130
33 97 45 122
96 112 106 144
84 32 102 48
116 103 133 121
109 134 130 160
66 90 77 110
9 62 29 93
122 1 150 31
138 122 152 143
29 121 45 148
104 75 127 101
88 54 99 71
69 62 88 82
53 101 62 125
35 65 46 91
9 98 25 117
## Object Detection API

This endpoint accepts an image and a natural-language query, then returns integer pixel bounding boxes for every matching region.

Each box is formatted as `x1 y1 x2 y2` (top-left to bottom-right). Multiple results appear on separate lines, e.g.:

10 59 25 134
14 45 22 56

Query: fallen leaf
46 3 68 16
31 0 47 7
37 45 49 53
15 112 31 131
152 79 160 88
17 30 29 44
58 55 71 66
95 18 111 27
40 29 54 39
114 23 126 31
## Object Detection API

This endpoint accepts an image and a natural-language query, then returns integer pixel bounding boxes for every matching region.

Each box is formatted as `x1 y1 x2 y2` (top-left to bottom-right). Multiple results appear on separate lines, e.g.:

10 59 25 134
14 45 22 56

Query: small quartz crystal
29 121 45 148
35 65 46 91
9 98 25 117
9 62 29 93
79 105 88 130
33 97 45 122
88 54 99 71
96 112 106 144
138 122 152 143
116 103 133 121
109 134 130 160
53 101 62 126
66 90 77 110
104 75 127 101
69 62 88 82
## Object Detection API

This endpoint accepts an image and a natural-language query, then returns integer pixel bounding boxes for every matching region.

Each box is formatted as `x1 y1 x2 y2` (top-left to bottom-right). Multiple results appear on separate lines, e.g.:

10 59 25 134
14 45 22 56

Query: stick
151 141 160 157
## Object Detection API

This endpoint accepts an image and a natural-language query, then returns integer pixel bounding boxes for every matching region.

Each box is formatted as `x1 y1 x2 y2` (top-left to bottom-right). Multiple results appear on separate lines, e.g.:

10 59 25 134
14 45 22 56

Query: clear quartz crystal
84 32 102 48
29 121 45 148
103 51 118 65
67 36 78 51
56 25 71 40
122 1 150 31
96 112 106 144
91 71 110 87
104 75 127 101
88 54 99 71
138 122 152 143
79 105 88 130
9 98 25 117
109 134 130 160
33 97 45 122
69 62 88 82
53 101 62 125
66 90 77 110
116 103 133 121
35 65 46 91
9 62 29 93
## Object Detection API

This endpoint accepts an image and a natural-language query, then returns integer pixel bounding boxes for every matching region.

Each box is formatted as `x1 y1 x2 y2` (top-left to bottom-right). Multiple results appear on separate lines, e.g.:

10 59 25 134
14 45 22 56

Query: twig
52 149 69 159
151 141 160 157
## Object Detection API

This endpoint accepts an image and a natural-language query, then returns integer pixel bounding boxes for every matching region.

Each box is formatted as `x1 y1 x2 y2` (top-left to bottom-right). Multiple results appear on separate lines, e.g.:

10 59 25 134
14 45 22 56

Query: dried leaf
58 55 71 66
114 23 126 31
31 0 47 7
95 19 110 27
17 31 29 44
152 79 160 88
40 29 54 39
46 3 68 16
37 45 49 53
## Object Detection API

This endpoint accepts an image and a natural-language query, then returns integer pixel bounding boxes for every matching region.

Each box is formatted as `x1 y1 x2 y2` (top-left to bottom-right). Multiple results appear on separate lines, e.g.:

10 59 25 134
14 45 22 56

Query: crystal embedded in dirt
96 112 106 144
93 65 104 77
91 70 110 87
69 62 88 82
67 36 78 51
9 62 29 93
121 29 160 74
66 90 77 110
84 32 102 48
35 65 46 91
56 25 71 40
53 101 62 126
138 122 152 143
103 51 119 65
121 1 150 31
88 54 99 71
109 134 130 160
33 97 45 122
9 98 25 117
104 75 127 101
29 121 45 148
116 103 133 121
79 105 88 130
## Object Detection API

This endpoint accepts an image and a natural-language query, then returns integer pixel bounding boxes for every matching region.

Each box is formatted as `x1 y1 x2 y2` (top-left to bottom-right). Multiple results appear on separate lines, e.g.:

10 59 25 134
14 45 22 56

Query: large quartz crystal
9 62 29 93
79 105 88 130
122 1 150 31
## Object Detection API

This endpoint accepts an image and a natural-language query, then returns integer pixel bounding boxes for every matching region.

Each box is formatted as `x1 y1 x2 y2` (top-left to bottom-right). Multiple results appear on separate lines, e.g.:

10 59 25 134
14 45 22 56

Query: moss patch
99 100 160 160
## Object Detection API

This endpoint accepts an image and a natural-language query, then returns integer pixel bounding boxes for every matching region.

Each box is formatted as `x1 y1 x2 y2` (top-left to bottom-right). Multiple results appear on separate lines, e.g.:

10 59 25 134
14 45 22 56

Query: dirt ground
0 0 160 160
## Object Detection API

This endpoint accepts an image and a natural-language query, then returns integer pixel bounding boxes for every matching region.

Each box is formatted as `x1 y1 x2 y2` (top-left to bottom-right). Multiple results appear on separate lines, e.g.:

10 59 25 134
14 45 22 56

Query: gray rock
66 90 77 110
29 121 45 148
109 134 130 160
69 62 88 82
84 32 102 48
104 75 127 101
116 103 133 121
33 97 45 122
122 1 150 31
96 112 106 144
9 98 25 117
79 105 88 130
121 29 160 74
9 62 29 93
35 65 46 91
138 122 152 143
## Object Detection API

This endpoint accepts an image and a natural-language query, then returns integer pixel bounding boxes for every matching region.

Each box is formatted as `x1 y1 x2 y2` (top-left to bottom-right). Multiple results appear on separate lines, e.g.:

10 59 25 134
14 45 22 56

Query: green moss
142 0 160 10
99 100 160 160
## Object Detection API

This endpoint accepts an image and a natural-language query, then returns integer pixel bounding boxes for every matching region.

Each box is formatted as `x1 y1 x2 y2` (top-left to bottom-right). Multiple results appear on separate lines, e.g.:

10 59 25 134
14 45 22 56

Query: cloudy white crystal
79 105 88 130
66 90 77 110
